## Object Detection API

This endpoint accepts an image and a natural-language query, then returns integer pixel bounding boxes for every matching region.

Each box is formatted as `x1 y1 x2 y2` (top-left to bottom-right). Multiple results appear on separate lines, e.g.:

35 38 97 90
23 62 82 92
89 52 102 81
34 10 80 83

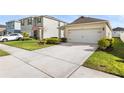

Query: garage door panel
68 29 101 43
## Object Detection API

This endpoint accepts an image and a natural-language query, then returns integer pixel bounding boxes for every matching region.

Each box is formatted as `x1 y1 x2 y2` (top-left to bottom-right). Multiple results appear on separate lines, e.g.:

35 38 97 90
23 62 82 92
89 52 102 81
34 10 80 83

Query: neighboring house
0 25 6 36
20 15 67 39
60 16 112 43
6 21 21 34
112 27 124 37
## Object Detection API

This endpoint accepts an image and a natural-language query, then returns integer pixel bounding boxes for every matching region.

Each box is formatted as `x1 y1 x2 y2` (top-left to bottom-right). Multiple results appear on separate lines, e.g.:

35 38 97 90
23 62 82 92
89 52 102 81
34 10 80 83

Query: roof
42 15 67 23
19 16 36 21
0 24 6 28
113 27 124 31
0 25 6 32
59 16 112 31
20 15 67 23
70 16 107 24
6 21 20 24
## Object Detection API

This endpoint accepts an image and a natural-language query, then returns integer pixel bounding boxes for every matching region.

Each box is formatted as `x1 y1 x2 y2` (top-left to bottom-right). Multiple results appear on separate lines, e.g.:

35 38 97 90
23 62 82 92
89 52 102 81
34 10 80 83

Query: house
0 25 6 36
112 27 124 37
60 16 112 43
20 15 67 39
6 21 21 34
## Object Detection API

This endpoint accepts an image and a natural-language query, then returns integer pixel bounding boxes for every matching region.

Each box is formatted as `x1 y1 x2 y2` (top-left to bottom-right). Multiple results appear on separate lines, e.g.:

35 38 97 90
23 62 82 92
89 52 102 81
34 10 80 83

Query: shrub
98 38 110 50
60 38 67 42
23 37 32 40
22 32 29 37
98 38 115 50
110 38 115 47
51 37 58 38
38 39 47 45
22 32 30 40
106 38 115 47
46 38 61 44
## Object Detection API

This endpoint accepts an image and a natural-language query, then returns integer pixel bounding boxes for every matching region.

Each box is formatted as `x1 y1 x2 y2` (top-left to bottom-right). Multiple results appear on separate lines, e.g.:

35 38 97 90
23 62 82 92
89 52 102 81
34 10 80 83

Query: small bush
51 37 58 38
98 38 110 50
46 38 61 44
22 32 29 37
98 38 115 51
23 37 32 40
22 32 30 40
38 39 47 45
60 38 67 42
106 38 115 47
110 38 115 47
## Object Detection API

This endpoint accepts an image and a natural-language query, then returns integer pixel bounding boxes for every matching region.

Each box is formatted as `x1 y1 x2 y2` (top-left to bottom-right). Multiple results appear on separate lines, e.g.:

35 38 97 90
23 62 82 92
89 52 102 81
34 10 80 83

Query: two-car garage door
67 29 102 43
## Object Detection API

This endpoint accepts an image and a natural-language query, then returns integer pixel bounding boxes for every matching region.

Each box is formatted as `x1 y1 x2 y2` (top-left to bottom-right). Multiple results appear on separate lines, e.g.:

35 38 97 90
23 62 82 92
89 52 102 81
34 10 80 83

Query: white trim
66 21 112 31
68 28 102 31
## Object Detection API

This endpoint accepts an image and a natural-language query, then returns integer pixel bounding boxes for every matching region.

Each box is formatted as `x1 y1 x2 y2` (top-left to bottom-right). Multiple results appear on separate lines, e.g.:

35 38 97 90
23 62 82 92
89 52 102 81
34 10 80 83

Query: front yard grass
83 38 124 77
0 49 9 56
1 39 55 51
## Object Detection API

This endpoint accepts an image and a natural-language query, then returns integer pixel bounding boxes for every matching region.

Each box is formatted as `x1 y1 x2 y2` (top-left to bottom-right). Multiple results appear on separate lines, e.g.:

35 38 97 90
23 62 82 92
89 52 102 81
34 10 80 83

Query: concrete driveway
34 43 97 65
0 43 118 78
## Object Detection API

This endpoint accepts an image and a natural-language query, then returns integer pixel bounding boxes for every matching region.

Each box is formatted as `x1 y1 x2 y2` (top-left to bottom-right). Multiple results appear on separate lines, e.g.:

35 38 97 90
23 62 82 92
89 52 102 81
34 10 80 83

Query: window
58 21 60 27
12 23 14 28
37 17 42 23
27 18 32 25
7 25 10 28
21 20 24 26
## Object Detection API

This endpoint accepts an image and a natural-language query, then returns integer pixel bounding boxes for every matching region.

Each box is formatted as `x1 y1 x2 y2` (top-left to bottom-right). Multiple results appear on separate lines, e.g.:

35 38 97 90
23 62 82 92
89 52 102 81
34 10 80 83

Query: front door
34 30 38 39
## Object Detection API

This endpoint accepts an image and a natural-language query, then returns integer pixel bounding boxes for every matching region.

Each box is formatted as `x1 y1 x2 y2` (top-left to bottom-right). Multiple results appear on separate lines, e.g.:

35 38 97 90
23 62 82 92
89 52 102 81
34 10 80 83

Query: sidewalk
0 44 119 78
70 66 118 78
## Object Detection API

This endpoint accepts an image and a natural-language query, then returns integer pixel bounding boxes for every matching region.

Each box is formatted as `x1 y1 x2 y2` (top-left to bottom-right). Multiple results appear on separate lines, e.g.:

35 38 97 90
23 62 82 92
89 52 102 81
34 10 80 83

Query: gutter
59 21 112 31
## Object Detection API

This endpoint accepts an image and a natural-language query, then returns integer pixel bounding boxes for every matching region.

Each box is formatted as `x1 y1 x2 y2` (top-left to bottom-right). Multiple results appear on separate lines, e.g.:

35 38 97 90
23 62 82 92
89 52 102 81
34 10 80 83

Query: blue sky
0 15 124 28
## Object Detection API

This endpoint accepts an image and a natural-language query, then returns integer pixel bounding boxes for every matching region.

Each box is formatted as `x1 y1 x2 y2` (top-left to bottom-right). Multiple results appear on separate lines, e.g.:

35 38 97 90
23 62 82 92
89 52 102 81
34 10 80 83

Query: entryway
33 30 38 39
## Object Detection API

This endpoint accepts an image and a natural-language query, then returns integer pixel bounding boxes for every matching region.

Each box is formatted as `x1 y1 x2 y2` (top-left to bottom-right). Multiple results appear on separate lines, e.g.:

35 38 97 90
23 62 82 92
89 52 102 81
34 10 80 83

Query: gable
71 16 107 24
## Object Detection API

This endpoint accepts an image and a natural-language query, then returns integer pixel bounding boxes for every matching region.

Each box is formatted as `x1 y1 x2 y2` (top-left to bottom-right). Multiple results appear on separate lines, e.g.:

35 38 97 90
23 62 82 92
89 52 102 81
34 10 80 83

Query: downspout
58 21 61 38
64 23 66 38
41 17 44 39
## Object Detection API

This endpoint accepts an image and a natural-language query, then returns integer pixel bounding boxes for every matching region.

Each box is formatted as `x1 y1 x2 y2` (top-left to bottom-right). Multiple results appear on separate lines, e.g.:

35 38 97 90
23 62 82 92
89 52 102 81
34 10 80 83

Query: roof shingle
70 16 107 24
0 24 6 28
113 27 124 31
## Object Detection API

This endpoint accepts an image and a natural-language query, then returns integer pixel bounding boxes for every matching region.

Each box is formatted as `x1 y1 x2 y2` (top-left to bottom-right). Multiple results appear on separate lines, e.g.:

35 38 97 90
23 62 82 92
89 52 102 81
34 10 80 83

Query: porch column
58 21 61 38
38 27 43 40
59 30 61 38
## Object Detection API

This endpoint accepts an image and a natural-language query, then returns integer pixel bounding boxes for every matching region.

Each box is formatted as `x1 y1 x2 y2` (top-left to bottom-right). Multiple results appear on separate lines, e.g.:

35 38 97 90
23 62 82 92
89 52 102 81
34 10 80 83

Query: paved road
0 43 118 78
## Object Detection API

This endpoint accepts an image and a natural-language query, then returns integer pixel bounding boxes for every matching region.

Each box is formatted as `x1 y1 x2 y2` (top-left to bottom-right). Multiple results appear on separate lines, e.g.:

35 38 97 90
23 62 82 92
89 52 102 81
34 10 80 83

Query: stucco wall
21 16 66 38
112 31 124 37
65 22 106 38
105 24 112 39
15 22 21 30
60 22 66 38
21 25 33 36
43 17 59 38
6 21 21 33
21 19 33 36
6 22 14 33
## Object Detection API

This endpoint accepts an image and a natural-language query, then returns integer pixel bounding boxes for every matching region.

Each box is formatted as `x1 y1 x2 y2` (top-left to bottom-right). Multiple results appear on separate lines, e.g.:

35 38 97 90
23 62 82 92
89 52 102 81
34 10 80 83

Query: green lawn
83 38 124 77
1 39 55 51
0 49 9 56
